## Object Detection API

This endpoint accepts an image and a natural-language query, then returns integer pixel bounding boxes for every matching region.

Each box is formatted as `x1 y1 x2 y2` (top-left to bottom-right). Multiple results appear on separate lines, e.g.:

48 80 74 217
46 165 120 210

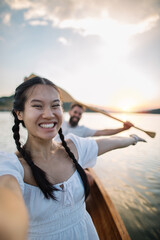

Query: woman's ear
15 111 23 121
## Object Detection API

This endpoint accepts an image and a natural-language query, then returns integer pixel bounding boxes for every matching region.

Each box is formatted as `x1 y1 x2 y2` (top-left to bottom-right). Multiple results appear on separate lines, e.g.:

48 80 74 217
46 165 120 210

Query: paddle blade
145 131 156 138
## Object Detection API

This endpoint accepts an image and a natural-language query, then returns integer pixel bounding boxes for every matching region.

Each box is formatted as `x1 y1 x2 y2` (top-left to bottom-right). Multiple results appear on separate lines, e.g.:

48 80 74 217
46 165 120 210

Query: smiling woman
16 85 63 141
0 75 147 240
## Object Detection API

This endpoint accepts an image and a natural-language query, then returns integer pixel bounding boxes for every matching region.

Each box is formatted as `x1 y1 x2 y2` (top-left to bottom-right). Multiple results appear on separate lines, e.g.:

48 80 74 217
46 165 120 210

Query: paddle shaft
58 87 156 138
78 102 125 123
75 101 156 137
24 76 156 138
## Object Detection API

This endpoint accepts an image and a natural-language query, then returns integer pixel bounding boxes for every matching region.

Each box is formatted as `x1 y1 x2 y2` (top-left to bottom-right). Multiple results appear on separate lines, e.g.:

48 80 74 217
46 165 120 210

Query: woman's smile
39 122 57 129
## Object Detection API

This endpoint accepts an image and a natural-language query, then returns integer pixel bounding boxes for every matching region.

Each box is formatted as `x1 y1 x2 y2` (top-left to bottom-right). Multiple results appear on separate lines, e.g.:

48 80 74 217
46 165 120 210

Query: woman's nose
42 107 54 118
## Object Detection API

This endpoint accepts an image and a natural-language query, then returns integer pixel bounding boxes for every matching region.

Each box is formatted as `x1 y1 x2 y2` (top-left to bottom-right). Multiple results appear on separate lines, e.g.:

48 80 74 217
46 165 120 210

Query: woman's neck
24 137 59 163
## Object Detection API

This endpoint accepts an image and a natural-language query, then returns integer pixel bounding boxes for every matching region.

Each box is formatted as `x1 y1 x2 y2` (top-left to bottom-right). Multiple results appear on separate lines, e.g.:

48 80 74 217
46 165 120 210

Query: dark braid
58 128 90 199
12 76 61 200
12 110 58 199
12 111 21 152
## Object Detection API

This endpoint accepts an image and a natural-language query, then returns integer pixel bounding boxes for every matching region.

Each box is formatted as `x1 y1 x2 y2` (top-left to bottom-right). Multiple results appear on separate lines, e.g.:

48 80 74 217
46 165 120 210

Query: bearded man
54 103 133 141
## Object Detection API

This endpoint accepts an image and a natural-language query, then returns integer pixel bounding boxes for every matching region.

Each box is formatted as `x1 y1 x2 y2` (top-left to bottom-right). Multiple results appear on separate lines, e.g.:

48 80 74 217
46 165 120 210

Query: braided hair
58 128 90 199
12 76 90 200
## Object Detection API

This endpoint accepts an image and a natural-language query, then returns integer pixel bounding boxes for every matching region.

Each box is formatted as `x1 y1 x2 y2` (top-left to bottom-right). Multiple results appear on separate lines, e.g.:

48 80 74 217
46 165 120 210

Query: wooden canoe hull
86 168 131 240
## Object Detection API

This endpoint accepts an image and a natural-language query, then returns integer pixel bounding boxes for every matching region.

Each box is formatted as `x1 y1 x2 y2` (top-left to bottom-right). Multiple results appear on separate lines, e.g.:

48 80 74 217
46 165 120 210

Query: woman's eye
32 105 42 108
52 104 60 108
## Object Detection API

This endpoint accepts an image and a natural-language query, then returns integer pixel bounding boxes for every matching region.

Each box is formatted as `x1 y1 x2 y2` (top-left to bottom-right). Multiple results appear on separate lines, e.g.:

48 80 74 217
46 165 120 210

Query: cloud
5 0 160 23
99 0 160 22
58 14 159 38
58 37 69 45
24 4 48 20
29 20 48 26
5 0 32 9
4 0 160 46
0 36 5 41
1 0 160 109
2 12 11 25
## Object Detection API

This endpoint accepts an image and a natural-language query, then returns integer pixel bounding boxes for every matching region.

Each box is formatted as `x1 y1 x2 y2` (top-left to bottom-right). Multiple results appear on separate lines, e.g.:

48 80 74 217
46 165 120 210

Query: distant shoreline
0 94 159 114
0 109 160 114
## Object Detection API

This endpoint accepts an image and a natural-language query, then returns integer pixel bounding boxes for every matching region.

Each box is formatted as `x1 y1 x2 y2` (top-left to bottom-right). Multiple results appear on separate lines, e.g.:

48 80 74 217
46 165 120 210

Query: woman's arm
96 134 146 156
0 175 28 240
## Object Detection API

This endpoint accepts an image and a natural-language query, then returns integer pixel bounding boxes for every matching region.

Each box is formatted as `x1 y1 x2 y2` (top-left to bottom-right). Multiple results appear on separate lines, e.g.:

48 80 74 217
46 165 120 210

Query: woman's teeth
40 123 55 128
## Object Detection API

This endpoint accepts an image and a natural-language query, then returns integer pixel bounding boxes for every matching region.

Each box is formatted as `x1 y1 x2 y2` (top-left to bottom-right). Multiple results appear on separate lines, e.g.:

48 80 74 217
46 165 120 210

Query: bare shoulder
15 151 28 169
65 138 78 160
15 151 35 185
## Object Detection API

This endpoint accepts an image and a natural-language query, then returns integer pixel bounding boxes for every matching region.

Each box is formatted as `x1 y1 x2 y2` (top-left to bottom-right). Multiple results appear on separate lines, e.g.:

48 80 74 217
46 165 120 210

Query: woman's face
17 84 63 141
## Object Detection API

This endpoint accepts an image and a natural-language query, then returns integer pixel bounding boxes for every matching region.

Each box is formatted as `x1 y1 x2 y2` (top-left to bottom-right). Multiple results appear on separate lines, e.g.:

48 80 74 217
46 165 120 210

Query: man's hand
123 121 134 130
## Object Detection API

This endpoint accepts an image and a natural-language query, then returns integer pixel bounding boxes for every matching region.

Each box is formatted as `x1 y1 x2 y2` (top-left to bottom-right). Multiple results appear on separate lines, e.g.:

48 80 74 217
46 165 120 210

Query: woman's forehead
26 84 60 100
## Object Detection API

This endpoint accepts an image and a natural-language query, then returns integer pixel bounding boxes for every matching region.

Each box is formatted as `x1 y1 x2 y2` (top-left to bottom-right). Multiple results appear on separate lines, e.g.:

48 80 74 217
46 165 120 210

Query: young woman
0 76 146 240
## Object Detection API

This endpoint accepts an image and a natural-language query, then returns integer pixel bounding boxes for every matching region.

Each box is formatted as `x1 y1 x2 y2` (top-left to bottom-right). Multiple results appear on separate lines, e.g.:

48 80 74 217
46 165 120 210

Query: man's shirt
54 120 97 141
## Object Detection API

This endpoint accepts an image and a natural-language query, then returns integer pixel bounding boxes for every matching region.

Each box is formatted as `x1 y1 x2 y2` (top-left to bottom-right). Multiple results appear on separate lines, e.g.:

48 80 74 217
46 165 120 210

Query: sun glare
120 104 132 112
116 98 137 112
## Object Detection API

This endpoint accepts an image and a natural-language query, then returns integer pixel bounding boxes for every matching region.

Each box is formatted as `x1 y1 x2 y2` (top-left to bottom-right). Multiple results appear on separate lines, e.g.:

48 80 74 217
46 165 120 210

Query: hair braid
12 110 58 200
12 111 21 151
58 128 90 199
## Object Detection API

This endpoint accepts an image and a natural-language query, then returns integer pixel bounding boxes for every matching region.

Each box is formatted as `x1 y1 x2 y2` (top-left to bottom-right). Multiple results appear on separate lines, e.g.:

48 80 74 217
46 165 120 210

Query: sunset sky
0 0 160 112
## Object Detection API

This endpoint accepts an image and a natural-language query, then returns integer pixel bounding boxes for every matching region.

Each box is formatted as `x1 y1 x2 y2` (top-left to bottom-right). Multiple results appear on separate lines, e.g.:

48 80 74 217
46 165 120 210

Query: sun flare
116 99 136 112
120 104 133 112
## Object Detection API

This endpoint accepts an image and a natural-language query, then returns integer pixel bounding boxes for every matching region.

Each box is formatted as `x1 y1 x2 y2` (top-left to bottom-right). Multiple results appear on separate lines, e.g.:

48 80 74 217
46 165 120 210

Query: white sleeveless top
0 134 99 240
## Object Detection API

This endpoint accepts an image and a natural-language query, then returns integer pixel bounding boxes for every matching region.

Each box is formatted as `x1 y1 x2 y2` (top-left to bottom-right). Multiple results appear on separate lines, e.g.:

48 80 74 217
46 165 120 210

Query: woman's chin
36 133 57 141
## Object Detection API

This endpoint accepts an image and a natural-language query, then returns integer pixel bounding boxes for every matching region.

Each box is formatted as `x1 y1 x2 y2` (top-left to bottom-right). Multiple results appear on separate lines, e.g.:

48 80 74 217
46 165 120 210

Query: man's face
69 106 84 127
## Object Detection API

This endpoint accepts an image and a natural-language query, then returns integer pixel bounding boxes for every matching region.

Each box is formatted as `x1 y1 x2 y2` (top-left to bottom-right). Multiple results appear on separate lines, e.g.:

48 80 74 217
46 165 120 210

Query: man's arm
0 175 28 240
93 121 134 136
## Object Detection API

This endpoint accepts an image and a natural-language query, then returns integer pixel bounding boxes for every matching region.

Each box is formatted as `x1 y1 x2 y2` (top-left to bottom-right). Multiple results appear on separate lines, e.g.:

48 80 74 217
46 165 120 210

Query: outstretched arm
93 121 134 137
0 175 28 240
96 134 146 156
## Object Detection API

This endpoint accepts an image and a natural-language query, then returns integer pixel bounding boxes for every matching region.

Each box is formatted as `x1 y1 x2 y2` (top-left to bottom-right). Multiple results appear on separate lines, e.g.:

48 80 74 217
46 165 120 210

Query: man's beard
69 116 80 127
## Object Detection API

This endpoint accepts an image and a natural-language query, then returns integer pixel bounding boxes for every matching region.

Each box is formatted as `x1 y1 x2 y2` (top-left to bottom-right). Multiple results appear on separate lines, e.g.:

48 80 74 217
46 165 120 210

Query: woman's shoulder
0 151 25 193
0 151 24 172
65 133 90 142
65 133 86 149
65 133 96 146
65 134 97 156
64 134 79 160
0 151 16 159
65 134 98 168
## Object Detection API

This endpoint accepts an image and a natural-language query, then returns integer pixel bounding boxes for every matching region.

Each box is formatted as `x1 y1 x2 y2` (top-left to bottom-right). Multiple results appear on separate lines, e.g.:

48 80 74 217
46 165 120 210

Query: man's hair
70 103 86 111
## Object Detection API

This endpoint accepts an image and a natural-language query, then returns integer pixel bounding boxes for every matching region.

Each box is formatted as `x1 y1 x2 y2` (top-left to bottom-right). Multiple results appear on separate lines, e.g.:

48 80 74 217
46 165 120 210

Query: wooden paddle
25 74 156 138
58 87 156 138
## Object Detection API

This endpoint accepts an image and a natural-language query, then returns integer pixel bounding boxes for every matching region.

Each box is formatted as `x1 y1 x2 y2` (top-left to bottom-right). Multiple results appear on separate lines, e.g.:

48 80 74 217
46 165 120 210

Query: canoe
86 168 131 240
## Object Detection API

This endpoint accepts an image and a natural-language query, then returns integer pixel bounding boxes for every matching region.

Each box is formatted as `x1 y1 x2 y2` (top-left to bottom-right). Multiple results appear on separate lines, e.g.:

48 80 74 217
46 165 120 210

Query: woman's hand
130 134 147 145
0 175 28 240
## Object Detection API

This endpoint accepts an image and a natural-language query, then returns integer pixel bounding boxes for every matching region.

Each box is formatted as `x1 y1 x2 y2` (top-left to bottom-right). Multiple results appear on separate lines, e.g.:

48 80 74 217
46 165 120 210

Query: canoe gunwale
86 168 131 240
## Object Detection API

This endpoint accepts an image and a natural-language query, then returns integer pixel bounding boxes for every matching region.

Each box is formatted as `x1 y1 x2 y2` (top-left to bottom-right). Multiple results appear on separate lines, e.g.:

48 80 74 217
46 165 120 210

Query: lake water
0 112 160 240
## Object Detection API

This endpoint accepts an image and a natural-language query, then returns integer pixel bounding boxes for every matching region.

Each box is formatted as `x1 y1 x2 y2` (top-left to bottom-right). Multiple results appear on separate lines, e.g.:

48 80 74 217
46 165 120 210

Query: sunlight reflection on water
81 112 160 240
